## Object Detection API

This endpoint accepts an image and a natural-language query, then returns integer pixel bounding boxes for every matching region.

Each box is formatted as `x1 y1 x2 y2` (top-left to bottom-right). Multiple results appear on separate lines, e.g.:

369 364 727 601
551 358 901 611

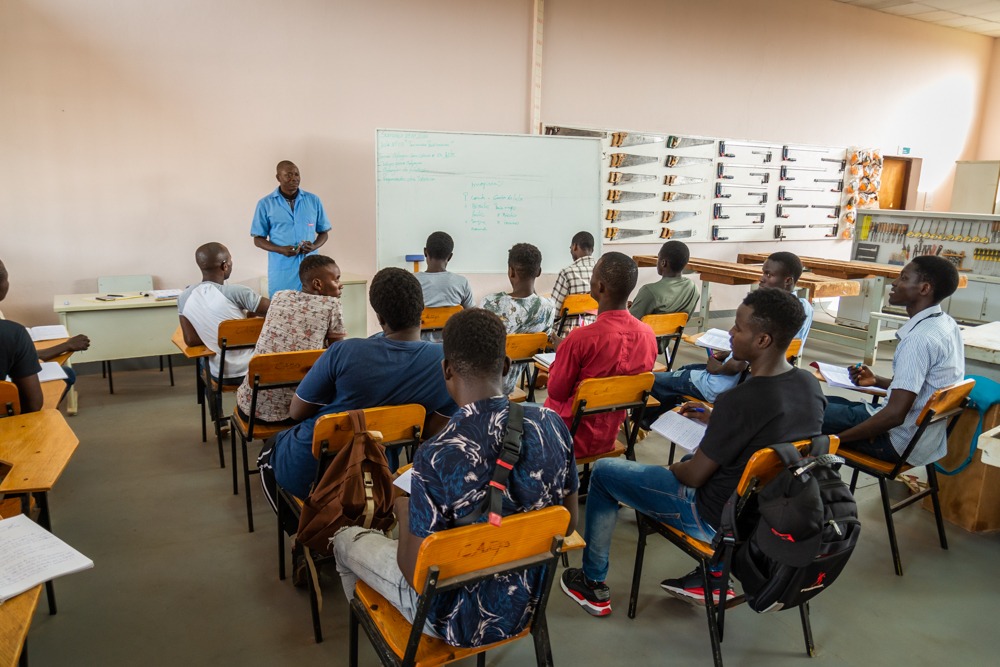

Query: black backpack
714 437 861 613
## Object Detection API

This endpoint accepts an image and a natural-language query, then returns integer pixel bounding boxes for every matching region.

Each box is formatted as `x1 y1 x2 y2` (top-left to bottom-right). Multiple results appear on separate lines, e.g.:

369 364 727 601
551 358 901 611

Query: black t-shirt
695 367 826 528
0 320 42 381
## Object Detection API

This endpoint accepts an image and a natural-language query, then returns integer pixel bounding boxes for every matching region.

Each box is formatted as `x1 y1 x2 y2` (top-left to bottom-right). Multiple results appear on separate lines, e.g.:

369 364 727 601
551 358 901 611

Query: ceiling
831 1 1000 37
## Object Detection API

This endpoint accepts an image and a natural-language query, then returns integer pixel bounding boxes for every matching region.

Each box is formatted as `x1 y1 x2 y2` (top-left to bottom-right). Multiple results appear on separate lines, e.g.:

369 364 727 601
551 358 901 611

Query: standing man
251 161 331 296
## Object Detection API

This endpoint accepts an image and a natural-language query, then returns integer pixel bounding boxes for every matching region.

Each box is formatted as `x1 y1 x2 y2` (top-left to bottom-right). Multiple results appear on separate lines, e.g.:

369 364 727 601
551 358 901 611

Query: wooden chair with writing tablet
505 332 548 403
419 306 463 336
554 293 598 337
349 505 570 667
230 348 324 532
641 312 689 371
0 381 20 417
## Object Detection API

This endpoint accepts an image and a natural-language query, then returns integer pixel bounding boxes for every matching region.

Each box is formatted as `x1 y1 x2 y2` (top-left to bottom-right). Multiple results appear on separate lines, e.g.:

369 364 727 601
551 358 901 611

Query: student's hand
298 241 316 254
549 332 565 350
678 401 711 425
66 334 91 351
847 364 876 387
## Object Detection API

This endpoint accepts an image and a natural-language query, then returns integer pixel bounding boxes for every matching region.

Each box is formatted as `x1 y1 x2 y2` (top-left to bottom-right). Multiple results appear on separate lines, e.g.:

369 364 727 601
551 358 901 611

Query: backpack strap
454 400 525 527
347 410 376 529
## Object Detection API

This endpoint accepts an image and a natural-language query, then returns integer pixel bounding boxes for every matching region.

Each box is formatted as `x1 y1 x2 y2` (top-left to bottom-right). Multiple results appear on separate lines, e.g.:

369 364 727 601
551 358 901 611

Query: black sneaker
560 567 612 617
660 568 735 605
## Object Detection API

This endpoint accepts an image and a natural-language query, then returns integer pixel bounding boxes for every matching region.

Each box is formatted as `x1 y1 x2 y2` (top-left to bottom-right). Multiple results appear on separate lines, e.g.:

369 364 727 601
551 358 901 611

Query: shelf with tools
851 209 1000 325
545 124 851 244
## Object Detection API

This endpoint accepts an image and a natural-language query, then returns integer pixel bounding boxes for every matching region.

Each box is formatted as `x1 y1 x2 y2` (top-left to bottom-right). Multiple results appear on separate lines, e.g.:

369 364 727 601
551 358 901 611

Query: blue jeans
651 364 707 404
822 396 900 463
581 458 717 583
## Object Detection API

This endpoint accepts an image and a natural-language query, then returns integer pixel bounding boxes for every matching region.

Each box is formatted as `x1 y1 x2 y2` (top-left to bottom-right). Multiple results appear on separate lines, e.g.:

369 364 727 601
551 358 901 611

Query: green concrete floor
24 329 1000 666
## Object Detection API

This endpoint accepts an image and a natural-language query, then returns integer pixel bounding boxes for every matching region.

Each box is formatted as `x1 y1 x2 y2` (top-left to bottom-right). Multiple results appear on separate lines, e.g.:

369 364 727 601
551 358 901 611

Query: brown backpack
296 409 396 556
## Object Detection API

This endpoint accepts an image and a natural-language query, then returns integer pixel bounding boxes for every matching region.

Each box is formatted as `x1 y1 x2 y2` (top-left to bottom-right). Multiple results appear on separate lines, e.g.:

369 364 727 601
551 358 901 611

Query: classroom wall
2 0 996 328
976 38 1000 160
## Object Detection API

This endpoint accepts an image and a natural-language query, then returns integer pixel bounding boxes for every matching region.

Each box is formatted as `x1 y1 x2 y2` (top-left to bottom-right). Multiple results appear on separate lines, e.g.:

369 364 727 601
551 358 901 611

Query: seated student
333 308 578 647
235 254 347 424
479 243 556 395
0 261 42 412
0 259 90 395
548 231 598 338
544 252 657 458
822 256 963 466
178 242 270 383
649 250 813 409
416 231 474 342
258 267 458 507
628 240 699 319
562 288 826 616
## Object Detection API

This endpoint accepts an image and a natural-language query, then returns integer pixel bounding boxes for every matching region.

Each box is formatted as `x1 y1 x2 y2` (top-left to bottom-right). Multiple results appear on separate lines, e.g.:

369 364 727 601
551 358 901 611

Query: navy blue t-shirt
410 397 577 647
271 336 457 498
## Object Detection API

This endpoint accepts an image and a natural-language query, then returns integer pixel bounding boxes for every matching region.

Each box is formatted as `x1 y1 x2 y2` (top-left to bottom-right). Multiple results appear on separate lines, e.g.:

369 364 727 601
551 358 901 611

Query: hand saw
665 155 712 168
663 192 704 202
610 132 665 148
610 153 659 168
666 135 715 149
609 172 658 185
604 227 694 241
608 190 657 203
664 175 705 186
545 126 607 139
606 209 656 222
661 210 700 223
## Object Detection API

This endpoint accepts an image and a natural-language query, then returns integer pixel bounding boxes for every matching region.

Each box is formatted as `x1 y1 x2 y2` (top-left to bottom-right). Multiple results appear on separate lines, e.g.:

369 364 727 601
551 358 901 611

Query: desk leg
698 281 712 332
196 359 207 443
863 276 887 366
33 492 58 615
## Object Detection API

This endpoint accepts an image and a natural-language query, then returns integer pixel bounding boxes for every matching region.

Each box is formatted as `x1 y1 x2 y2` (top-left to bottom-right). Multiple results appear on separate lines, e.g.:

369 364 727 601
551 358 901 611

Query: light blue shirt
251 188 331 296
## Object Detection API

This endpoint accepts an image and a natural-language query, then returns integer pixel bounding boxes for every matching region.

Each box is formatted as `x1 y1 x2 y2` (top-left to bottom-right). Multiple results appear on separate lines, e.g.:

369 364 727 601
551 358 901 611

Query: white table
962 321 1000 366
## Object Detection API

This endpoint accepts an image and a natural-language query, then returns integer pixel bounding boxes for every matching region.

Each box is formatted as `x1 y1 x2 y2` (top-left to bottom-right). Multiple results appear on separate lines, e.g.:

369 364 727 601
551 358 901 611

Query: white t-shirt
178 282 262 378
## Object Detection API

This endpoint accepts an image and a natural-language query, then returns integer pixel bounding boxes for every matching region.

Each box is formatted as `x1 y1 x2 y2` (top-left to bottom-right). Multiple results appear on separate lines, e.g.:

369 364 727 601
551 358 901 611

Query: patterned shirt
869 305 964 465
410 397 577 647
479 292 556 395
235 290 345 423
548 255 597 337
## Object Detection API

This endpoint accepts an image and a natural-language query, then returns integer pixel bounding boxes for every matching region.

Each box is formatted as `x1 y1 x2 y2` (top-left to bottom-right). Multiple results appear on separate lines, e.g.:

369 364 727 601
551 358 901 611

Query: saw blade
609 172 658 185
665 155 712 168
666 135 715 149
661 210 700 223
664 228 695 238
664 175 705 186
609 153 659 169
604 227 659 241
545 126 607 139
663 192 704 202
608 190 658 203
610 132 666 148
606 209 656 222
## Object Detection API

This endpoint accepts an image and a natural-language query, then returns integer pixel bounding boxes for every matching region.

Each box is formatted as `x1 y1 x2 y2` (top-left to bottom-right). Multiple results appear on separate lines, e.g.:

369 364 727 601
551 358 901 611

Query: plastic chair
97 275 173 392
230 349 324 532
349 505 570 667
628 436 839 667
839 378 975 576
554 293 597 337
641 312 689 371
276 404 426 643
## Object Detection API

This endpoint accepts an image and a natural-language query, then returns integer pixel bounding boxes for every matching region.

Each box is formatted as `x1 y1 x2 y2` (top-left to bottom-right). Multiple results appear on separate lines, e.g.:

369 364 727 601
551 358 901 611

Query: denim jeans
333 526 441 637
822 396 900 463
651 364 707 404
581 458 717 583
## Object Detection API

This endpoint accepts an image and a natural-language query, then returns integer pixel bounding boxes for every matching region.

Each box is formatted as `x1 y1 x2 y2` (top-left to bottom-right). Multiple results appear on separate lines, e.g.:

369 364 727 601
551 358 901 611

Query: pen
853 363 862 370
107 294 124 297
684 407 706 413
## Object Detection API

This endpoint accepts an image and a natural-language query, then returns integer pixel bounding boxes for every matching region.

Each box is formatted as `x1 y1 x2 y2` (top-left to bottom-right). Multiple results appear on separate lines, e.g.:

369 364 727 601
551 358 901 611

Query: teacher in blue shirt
251 160 332 296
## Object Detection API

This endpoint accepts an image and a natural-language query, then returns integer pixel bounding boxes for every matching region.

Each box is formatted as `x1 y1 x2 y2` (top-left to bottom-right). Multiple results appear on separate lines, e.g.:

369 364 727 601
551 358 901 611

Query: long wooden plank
736 253 969 287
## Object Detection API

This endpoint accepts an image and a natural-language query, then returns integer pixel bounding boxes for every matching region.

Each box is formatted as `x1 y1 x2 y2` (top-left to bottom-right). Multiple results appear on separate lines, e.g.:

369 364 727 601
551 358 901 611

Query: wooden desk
172 327 215 442
0 585 42 667
962 321 1000 366
35 338 73 411
633 255 860 332
0 410 80 617
33 338 72 367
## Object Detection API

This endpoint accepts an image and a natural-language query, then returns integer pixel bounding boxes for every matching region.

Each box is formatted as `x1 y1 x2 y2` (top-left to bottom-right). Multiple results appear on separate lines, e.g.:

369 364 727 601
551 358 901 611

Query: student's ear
442 358 454 382
508 266 516 282
918 280 933 297
502 356 512 377
784 276 795 291
447 252 454 262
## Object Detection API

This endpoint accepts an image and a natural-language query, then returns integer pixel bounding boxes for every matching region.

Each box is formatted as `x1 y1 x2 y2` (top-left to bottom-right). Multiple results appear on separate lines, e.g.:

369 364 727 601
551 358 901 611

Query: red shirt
544 310 657 457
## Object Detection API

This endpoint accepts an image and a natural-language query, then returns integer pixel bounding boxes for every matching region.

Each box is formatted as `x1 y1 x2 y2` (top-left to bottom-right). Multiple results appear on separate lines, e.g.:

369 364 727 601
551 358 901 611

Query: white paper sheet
650 410 707 453
811 361 887 396
533 352 556 368
393 468 413 494
0 514 94 603
37 362 68 383
28 325 70 342
694 328 732 352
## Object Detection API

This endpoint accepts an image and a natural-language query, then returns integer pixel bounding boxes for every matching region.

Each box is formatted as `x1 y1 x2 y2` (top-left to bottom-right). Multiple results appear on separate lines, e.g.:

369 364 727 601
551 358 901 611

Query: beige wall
1 0 996 327
976 38 1000 159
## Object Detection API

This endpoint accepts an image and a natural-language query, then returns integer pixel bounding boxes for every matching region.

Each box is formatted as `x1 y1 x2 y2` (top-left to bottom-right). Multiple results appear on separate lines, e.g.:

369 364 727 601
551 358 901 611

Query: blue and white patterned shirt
409 397 577 647
868 305 964 465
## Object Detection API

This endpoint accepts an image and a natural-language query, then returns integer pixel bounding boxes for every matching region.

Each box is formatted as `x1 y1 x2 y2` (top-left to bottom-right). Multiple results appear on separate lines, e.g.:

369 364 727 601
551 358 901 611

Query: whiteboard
376 129 602 274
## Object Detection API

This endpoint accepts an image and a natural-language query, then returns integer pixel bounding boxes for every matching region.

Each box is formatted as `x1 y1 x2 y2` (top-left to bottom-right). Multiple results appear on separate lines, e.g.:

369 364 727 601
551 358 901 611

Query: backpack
296 409 396 556
714 437 861 613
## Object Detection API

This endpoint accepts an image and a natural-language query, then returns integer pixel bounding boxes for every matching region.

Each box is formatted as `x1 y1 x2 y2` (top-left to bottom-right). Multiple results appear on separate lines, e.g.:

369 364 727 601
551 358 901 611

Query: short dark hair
369 268 424 330
659 240 690 272
572 231 594 251
766 251 804 283
508 243 542 278
910 256 959 302
442 309 507 380
595 251 638 301
742 287 804 350
425 231 455 260
298 254 337 283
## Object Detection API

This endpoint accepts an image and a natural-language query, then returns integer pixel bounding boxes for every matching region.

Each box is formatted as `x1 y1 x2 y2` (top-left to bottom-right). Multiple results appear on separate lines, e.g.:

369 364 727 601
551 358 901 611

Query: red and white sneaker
561 568 612 617
660 568 736 605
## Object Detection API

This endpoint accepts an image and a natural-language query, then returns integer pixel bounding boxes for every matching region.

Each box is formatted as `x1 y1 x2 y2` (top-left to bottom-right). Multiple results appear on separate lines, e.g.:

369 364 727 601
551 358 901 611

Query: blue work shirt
251 187 332 295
